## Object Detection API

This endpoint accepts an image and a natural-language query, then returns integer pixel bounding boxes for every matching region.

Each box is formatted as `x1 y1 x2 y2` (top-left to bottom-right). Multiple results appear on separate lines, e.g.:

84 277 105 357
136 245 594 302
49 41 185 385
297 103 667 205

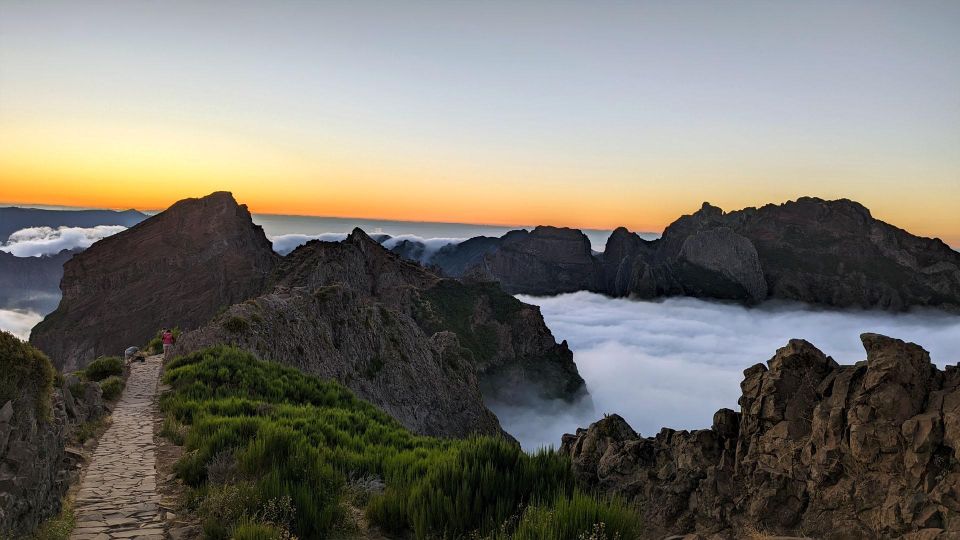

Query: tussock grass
82 356 123 382
161 346 640 539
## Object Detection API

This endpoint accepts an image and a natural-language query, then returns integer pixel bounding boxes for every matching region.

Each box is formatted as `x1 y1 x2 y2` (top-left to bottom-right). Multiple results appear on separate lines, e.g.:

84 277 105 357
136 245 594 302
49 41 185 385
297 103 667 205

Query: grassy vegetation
0 331 55 420
223 316 251 334
30 499 75 540
161 346 639 539
81 356 123 382
99 375 124 401
415 280 523 364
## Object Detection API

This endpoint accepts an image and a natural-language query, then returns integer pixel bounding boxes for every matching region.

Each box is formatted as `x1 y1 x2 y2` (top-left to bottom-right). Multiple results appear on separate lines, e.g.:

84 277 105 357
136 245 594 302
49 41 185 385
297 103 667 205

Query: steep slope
30 192 278 371
174 229 587 437
562 334 960 539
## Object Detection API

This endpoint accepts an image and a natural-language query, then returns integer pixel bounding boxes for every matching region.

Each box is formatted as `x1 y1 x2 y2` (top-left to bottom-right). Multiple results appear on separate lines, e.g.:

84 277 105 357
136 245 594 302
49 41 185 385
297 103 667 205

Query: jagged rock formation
406 198 960 311
0 206 146 241
30 192 279 372
466 227 603 295
561 334 960 539
0 332 105 537
0 249 75 314
175 229 587 438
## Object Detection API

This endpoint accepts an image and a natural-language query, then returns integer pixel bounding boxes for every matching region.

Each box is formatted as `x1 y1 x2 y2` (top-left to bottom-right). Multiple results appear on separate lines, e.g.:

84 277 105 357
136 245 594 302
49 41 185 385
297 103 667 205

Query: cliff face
469 227 604 296
561 334 960 539
174 229 587 438
30 192 279 372
419 198 960 311
0 333 104 537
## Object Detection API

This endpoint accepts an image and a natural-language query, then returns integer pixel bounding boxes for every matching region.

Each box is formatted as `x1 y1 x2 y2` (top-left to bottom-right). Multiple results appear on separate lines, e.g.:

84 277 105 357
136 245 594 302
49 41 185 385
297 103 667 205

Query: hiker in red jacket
161 328 175 359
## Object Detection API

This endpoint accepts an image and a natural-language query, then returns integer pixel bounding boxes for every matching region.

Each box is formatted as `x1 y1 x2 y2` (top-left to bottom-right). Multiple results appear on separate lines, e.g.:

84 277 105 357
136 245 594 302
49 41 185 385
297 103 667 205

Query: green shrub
146 336 162 355
99 376 124 401
161 347 637 539
490 490 641 540
0 331 55 420
83 356 123 381
223 316 250 334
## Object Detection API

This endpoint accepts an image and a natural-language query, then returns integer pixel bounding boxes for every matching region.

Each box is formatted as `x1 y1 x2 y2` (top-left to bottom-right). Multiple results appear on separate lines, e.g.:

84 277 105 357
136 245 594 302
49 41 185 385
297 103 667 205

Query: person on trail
161 328 175 359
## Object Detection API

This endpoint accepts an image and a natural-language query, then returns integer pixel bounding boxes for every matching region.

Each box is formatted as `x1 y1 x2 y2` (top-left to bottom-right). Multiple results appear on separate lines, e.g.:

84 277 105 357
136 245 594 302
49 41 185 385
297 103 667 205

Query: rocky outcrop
0 332 105 537
458 226 603 296
174 228 587 438
561 334 960 539
418 198 960 311
30 192 279 372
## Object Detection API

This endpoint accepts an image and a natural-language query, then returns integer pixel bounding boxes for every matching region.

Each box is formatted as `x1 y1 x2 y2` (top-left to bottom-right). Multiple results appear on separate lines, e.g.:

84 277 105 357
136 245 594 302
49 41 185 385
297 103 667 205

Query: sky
1 1 958 244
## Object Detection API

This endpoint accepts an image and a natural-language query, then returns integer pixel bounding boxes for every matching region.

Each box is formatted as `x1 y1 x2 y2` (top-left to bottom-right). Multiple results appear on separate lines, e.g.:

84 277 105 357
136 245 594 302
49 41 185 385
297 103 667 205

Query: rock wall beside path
561 333 960 539
0 342 105 537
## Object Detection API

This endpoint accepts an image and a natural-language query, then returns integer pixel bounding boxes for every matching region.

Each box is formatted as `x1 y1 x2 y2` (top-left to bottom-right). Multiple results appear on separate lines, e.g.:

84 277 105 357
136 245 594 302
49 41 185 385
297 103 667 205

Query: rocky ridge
29 191 587 439
174 228 587 438
561 333 960 539
400 198 960 311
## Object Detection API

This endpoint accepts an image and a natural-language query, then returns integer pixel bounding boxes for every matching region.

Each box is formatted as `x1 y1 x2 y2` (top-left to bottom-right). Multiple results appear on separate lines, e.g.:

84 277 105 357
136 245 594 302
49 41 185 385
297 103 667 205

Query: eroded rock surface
561 334 960 539
0 334 105 537
31 192 279 371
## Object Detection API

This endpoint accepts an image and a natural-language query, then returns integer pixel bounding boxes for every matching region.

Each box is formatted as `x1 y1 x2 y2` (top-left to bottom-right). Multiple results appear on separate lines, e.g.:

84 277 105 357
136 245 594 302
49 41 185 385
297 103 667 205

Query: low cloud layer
0 309 43 340
379 234 466 264
499 292 960 449
1 225 127 257
270 231 465 259
271 233 350 255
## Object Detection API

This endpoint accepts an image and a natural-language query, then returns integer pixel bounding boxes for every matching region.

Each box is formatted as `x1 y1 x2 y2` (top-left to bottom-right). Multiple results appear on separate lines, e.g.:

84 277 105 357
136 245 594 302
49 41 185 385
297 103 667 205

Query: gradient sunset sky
1 1 958 244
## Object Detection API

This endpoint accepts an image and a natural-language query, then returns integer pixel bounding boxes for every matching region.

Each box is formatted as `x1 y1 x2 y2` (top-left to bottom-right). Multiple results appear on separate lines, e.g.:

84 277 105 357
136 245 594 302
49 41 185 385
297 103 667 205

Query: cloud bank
498 292 960 450
1 225 127 257
0 309 43 340
270 233 350 255
379 234 466 264
270 231 465 259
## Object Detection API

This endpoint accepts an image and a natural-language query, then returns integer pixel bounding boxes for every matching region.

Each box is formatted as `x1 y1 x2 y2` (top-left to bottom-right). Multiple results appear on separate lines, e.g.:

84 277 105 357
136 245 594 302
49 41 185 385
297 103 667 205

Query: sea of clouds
0 309 43 340
1 225 127 257
494 292 960 450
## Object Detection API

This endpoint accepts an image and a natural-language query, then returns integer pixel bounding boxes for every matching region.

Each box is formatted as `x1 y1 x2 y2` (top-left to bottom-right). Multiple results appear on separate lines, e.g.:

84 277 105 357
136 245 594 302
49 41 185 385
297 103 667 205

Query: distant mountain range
0 206 146 240
387 198 960 312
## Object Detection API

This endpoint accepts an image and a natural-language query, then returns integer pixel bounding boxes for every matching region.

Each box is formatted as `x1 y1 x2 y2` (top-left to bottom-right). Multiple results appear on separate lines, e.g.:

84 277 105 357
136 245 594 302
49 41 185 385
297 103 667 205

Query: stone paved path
71 355 166 540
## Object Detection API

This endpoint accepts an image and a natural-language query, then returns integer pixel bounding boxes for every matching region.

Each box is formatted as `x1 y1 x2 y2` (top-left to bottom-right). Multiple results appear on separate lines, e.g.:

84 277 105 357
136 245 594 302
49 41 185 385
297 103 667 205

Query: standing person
161 328 175 360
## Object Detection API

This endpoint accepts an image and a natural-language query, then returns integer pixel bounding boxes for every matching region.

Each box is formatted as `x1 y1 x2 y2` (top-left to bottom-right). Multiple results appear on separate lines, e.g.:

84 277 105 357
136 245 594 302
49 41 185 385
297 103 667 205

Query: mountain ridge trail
70 354 166 540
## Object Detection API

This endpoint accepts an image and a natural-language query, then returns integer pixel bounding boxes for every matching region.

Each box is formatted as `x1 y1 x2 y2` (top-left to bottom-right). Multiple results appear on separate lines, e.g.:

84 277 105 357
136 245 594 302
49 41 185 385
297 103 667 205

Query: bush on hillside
160 346 641 539
83 356 123 381
0 331 55 419
99 376 124 401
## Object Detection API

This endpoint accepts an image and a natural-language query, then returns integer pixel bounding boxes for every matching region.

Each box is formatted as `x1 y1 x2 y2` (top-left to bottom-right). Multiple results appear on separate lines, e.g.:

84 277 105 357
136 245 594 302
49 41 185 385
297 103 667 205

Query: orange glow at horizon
1 119 958 246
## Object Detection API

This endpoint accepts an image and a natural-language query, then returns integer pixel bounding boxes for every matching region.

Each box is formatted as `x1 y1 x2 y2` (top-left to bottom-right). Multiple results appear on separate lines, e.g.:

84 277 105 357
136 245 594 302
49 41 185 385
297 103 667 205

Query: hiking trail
70 354 165 540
